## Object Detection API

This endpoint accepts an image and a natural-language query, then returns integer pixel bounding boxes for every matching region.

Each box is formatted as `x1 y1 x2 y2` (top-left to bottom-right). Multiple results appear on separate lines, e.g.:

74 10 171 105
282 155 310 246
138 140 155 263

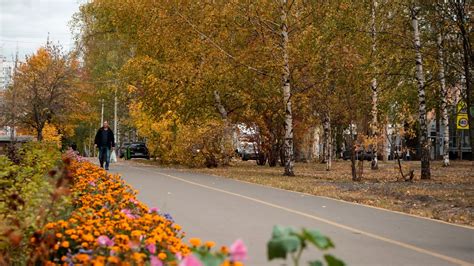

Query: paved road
107 160 474 266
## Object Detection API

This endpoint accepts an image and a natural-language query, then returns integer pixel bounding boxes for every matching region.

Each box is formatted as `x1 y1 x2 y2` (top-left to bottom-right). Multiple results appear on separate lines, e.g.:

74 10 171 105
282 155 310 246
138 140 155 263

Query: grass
188 159 474 226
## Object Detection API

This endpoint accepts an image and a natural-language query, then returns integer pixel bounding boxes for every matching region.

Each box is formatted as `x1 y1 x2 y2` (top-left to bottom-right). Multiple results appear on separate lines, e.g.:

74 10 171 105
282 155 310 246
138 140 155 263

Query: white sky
0 0 85 60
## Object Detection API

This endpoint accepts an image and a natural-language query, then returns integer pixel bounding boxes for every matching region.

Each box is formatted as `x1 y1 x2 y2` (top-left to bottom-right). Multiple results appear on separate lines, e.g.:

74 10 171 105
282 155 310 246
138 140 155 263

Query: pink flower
121 209 137 219
179 255 203 266
230 239 247 262
147 243 156 254
97 236 114 247
150 256 163 266
149 207 160 213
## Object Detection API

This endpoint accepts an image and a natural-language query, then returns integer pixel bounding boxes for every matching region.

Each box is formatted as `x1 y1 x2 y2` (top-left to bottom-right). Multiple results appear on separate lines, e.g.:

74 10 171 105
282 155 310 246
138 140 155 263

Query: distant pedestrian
94 121 115 170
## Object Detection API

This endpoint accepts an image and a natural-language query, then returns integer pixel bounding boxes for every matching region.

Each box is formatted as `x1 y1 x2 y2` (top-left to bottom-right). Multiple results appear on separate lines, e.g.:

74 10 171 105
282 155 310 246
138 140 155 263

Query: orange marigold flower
56 233 63 238
189 238 201 247
75 254 90 262
81 242 89 248
61 241 69 248
220 246 229 254
158 252 167 260
205 241 216 249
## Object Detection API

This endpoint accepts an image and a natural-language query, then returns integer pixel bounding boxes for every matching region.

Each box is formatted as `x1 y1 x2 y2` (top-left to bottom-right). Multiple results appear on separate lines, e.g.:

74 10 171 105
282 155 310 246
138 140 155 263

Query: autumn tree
3 44 78 141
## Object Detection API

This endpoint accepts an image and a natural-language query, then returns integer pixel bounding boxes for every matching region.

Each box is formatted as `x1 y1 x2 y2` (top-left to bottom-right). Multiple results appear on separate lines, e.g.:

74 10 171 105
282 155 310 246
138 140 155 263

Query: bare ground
186 159 474 226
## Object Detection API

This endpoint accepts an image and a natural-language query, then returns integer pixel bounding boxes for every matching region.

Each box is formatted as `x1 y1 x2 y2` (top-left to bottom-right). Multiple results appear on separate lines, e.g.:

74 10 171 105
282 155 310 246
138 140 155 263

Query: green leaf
267 235 301 261
303 229 334 250
324 254 345 266
309 260 324 266
195 252 224 266
271 225 297 239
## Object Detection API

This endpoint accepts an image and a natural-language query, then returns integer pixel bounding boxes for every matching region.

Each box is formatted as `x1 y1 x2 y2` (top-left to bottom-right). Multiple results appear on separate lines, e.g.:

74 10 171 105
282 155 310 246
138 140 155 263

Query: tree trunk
36 127 43 141
280 0 294 176
349 123 360 181
323 114 331 171
453 1 473 160
437 32 450 166
460 28 473 160
411 6 431 179
213 90 231 165
370 0 379 170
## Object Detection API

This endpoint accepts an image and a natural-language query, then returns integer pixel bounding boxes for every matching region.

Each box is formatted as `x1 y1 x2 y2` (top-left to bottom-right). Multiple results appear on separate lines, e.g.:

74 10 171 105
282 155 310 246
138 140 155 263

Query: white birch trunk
280 0 294 176
437 32 450 167
411 6 431 179
370 0 379 169
214 90 231 165
323 114 331 171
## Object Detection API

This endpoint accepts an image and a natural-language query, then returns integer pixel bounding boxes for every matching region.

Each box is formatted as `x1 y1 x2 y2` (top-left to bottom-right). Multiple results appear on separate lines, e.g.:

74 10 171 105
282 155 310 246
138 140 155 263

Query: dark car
119 142 150 159
342 150 373 161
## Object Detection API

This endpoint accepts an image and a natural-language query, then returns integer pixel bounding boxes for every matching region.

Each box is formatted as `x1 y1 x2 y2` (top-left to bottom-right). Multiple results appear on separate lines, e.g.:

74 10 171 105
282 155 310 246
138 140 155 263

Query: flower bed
33 157 244 265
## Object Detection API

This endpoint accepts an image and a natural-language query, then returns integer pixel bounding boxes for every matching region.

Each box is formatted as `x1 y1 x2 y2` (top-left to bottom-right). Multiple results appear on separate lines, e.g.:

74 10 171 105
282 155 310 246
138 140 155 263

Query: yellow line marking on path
131 166 473 266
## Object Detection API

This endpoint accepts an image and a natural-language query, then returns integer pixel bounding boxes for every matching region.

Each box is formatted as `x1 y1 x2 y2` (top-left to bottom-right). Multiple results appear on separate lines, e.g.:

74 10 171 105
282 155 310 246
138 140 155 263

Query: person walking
94 121 115 170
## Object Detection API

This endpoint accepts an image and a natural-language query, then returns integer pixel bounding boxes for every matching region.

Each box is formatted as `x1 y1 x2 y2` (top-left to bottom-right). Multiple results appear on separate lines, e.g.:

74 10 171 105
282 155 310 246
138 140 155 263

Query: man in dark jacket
94 121 115 170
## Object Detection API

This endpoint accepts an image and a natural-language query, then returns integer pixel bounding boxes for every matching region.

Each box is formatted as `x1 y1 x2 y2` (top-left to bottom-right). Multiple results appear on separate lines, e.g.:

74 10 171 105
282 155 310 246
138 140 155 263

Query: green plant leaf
271 225 297 239
308 260 324 266
195 252 223 266
303 229 334 250
324 254 345 266
267 235 301 260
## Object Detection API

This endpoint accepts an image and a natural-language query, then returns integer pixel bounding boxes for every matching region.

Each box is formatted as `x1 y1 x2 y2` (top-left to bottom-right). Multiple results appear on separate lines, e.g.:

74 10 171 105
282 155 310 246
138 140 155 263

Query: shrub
0 142 71 265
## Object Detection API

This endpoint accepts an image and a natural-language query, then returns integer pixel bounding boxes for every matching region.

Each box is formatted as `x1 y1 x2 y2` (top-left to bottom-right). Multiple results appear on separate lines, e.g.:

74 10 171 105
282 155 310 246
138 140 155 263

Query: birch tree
370 0 379 170
280 0 295 176
410 4 431 179
437 30 450 167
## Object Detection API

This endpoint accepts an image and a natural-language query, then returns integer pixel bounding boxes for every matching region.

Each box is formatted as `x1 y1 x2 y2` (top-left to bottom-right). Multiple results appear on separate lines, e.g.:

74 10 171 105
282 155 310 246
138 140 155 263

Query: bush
0 142 71 265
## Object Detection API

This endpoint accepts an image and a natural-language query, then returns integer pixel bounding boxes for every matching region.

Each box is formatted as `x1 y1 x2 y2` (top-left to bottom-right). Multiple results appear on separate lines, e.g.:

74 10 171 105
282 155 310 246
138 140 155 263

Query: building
0 55 15 91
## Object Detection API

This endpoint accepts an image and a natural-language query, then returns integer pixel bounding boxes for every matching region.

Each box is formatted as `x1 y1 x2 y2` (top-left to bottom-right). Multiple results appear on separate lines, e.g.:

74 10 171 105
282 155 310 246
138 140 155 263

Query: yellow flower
220 246 229 254
107 256 119 264
82 233 94 242
189 238 201 247
205 241 216 249
158 252 167 260
61 241 69 248
75 253 90 262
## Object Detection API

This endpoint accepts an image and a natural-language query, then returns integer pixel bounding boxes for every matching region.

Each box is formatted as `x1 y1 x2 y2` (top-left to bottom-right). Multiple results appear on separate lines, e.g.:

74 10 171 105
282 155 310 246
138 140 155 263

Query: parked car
342 149 373 161
119 142 150 159
236 142 259 161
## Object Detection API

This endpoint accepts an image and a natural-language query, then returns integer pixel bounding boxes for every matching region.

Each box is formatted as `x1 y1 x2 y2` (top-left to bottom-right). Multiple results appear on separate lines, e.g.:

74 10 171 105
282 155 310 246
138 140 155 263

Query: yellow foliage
42 123 62 147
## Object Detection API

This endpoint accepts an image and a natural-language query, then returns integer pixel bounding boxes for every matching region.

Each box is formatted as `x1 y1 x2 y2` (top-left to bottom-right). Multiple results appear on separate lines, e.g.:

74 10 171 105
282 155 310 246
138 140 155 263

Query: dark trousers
99 146 110 169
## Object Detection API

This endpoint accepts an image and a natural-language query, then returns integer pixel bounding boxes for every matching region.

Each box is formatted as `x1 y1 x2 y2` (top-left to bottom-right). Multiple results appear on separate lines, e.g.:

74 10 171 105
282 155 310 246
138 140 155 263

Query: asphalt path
106 160 474 266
